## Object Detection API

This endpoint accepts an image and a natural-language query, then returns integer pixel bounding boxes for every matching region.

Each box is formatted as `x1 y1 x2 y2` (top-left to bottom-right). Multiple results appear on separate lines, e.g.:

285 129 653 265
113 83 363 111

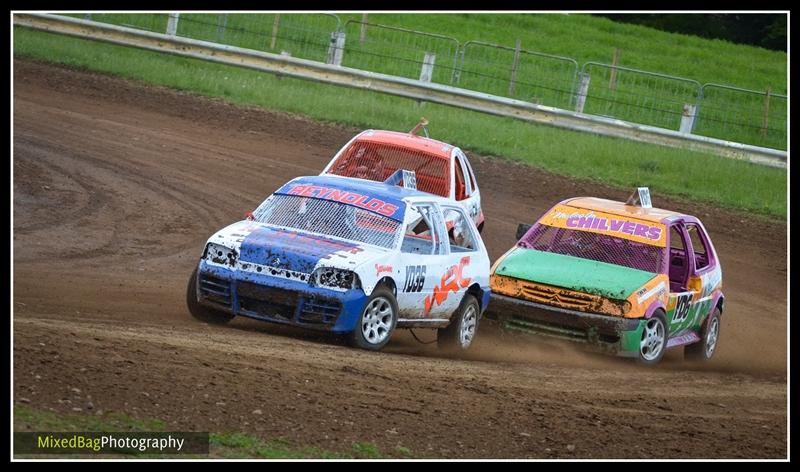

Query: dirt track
13 59 787 459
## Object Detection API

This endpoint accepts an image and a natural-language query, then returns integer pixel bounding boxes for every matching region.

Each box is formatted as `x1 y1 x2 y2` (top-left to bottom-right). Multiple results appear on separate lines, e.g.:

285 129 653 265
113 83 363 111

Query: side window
668 225 689 291
461 153 478 193
401 204 444 255
686 224 710 270
443 207 478 252
454 158 467 201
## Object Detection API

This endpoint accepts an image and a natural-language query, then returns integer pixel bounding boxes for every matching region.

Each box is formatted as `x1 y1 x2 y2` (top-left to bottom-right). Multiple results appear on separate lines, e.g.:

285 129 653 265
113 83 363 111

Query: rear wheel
186 267 234 324
685 308 721 361
636 312 667 365
438 294 480 352
349 286 398 351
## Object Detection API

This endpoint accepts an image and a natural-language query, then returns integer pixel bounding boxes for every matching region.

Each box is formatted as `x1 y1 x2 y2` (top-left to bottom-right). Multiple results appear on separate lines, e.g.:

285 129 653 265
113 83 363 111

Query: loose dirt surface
13 59 787 459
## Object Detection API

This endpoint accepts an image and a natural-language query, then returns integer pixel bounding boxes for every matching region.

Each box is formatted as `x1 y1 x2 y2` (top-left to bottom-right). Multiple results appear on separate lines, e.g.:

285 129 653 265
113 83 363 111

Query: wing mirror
516 223 532 240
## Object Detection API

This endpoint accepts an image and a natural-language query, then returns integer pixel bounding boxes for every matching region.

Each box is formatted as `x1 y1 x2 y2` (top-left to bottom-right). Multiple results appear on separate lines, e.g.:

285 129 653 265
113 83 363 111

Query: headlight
309 267 360 290
204 243 238 266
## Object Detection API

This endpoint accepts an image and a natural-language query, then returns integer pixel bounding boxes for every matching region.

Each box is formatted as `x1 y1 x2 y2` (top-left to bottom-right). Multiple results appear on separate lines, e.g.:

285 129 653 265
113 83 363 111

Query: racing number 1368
404 265 426 293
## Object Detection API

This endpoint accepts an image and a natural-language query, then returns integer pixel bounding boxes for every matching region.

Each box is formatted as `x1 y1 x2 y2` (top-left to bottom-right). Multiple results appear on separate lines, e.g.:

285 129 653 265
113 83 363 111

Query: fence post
609 47 620 91
452 45 465 85
508 39 522 97
761 87 771 137
679 104 696 134
420 52 436 82
327 31 346 66
692 86 704 133
359 14 368 44
216 14 228 42
270 14 280 50
166 13 180 36
575 72 591 113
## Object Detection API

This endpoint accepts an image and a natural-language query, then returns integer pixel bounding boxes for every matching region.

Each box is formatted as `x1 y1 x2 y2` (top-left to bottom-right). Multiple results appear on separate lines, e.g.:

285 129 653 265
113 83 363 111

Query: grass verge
13 27 787 219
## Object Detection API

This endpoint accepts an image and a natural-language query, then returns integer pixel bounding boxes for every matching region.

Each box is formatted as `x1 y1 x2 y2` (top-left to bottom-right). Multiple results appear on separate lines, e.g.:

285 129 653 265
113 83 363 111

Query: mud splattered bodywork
191 175 491 339
487 196 724 361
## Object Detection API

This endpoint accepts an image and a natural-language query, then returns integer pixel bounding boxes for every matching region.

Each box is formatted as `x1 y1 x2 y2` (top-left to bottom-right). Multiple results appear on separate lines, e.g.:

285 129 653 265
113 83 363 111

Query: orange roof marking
564 197 684 224
355 130 453 160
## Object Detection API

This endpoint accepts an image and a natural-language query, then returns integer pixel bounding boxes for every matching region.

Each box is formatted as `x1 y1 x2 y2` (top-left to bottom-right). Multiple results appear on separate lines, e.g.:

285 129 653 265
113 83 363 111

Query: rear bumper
486 293 644 357
195 261 368 333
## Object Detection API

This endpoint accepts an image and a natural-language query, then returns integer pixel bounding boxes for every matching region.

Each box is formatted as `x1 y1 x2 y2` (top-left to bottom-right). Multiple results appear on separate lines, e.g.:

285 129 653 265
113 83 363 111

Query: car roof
563 197 686 224
354 130 455 160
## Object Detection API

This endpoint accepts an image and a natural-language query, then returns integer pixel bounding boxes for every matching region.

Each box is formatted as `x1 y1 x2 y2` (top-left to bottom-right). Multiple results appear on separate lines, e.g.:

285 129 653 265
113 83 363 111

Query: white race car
320 124 485 232
187 174 491 351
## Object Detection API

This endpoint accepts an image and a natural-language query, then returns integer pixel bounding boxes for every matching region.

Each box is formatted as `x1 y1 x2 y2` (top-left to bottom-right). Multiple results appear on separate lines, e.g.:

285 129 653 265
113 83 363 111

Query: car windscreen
519 223 665 274
325 139 450 197
252 195 402 249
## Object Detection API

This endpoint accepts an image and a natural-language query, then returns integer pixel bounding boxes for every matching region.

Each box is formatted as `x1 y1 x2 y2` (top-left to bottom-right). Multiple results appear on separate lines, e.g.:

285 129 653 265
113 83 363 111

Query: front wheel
438 294 480 352
685 308 721 361
636 312 667 365
349 286 398 351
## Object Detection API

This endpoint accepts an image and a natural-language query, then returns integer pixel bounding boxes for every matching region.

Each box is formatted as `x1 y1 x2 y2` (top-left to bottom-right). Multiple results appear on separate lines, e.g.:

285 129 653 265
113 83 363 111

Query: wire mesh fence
175 13 341 63
578 62 702 131
66 13 787 151
79 13 169 33
342 20 460 84
694 84 787 150
457 41 579 109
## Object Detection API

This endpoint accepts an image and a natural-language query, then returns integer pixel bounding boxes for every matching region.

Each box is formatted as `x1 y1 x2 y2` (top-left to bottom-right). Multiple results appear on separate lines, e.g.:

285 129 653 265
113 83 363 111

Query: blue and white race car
187 174 491 351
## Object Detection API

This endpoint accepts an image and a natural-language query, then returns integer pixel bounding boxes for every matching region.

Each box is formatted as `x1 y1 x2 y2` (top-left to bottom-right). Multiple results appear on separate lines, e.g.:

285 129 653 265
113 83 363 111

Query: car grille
199 274 232 307
298 296 342 326
518 281 598 310
237 281 298 321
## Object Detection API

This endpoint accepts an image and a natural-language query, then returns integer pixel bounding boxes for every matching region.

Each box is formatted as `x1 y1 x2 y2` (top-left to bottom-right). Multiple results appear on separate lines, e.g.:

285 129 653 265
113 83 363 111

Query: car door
665 222 703 340
396 202 450 320
432 205 486 319
454 150 482 228
683 221 723 334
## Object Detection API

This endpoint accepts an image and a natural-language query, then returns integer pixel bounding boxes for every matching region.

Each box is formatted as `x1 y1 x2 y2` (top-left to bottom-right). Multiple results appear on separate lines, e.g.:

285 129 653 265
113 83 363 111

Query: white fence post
327 31 346 66
166 13 179 36
508 39 522 96
680 104 696 134
420 52 436 83
575 73 591 113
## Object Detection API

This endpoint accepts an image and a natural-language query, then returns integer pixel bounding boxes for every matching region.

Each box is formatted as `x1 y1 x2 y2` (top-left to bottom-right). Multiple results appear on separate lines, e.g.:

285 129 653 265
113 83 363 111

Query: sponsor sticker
538 204 667 247
282 184 401 219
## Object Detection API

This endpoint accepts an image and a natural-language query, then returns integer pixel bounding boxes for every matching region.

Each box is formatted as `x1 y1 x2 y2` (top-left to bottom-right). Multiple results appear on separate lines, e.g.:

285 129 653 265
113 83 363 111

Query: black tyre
685 307 721 361
438 294 480 352
186 267 234 325
349 286 398 351
636 312 667 366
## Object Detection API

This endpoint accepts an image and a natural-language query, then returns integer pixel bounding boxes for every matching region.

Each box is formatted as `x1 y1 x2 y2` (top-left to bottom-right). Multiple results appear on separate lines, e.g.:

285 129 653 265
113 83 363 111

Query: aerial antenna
409 117 429 138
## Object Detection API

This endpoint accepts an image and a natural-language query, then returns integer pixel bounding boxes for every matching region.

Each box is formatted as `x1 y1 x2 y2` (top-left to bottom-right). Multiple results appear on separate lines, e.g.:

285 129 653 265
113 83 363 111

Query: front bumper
195 261 368 333
486 293 645 357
